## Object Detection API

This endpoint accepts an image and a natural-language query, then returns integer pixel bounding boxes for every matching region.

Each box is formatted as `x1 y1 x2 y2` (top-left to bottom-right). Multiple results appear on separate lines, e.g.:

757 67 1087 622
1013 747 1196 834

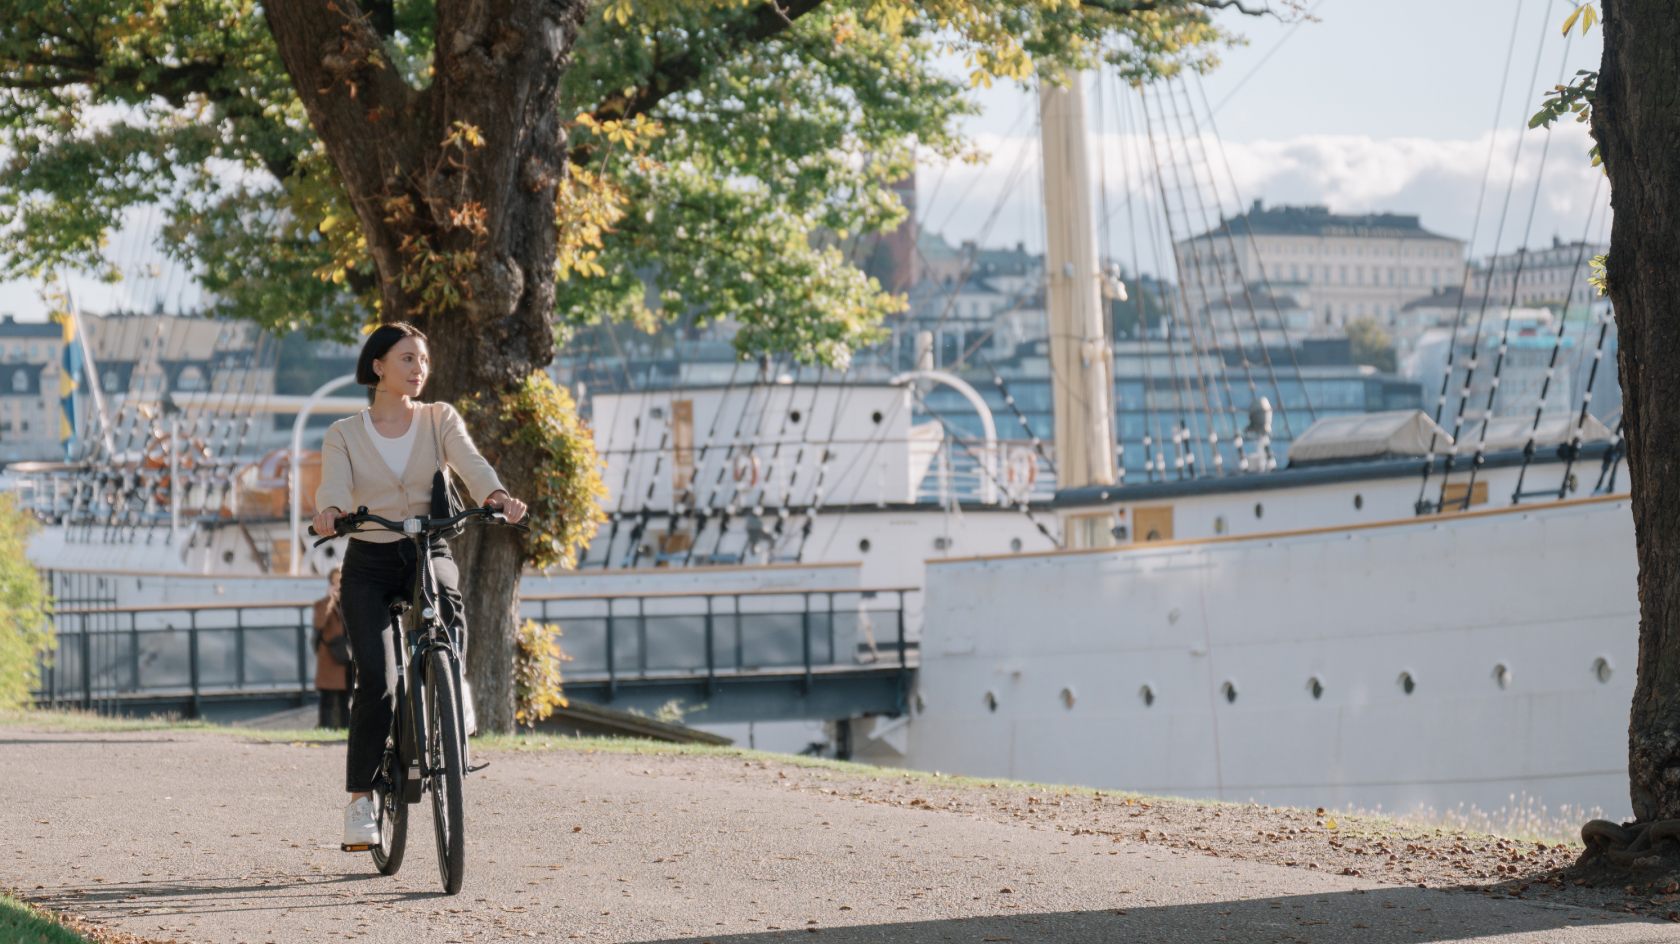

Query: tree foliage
0 495 52 710
1344 315 1396 374
0 0 1244 358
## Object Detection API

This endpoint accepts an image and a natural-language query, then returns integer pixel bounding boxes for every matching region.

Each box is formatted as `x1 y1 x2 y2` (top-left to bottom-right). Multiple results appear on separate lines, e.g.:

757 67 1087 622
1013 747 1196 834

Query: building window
10 372 24 393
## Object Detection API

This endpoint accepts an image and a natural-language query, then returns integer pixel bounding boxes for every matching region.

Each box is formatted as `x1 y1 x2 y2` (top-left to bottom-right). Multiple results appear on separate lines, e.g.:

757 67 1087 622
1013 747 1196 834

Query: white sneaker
462 680 478 738
342 796 380 848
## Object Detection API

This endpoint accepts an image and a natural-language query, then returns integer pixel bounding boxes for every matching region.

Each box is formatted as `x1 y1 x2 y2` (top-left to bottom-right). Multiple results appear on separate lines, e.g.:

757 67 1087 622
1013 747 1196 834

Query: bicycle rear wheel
371 779 408 875
424 649 466 894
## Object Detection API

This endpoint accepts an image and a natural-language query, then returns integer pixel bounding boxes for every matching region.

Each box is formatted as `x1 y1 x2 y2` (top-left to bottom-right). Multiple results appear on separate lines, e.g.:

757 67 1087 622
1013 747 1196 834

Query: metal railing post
188 611 201 719
896 590 910 715
801 592 812 694
297 605 310 704
605 598 617 700
704 594 717 696
235 608 246 690
636 596 648 676
79 613 92 710
129 611 141 691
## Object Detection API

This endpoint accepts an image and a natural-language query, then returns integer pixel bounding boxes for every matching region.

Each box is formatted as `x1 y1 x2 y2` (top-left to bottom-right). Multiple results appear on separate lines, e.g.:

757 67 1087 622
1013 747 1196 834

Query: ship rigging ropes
1420 0 1564 514
1441 9 1575 513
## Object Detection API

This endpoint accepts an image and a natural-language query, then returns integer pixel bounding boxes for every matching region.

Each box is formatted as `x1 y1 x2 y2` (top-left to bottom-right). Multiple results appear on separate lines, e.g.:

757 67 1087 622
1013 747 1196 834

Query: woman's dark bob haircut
355 322 429 390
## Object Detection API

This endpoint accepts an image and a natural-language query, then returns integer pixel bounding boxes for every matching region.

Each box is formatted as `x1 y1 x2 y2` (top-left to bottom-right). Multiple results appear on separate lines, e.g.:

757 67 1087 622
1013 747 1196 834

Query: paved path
5 729 1675 944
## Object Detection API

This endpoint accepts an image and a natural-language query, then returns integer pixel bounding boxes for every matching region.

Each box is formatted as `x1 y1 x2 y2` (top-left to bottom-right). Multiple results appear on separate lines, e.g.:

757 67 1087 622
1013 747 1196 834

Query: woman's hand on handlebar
484 491 527 525
311 506 343 537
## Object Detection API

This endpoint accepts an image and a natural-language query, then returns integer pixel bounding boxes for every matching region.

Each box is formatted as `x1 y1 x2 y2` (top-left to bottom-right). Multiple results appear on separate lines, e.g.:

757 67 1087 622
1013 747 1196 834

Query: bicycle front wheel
424 649 466 894
371 779 407 875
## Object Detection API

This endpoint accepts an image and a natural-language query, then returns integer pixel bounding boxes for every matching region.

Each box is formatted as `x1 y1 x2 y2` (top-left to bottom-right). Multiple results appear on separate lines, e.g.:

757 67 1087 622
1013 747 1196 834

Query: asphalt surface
5 728 1676 944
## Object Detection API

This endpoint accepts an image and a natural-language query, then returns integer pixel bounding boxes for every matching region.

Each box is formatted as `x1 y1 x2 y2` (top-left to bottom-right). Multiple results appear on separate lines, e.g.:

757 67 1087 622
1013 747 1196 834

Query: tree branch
572 0 826 164
265 0 424 231
1080 0 1290 19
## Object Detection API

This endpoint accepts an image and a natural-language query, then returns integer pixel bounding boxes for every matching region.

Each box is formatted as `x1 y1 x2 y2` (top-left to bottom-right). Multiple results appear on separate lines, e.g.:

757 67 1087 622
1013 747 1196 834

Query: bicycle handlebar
308 505 529 546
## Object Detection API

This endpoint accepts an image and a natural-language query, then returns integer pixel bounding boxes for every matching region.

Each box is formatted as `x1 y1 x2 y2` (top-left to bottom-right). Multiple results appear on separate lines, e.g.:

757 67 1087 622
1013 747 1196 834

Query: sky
0 0 1607 321
920 0 1610 277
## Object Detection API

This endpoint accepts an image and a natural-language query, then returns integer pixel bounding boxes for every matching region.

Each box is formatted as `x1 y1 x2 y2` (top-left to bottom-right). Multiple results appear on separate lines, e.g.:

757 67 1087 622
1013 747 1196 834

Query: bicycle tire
371 780 408 875
425 649 466 894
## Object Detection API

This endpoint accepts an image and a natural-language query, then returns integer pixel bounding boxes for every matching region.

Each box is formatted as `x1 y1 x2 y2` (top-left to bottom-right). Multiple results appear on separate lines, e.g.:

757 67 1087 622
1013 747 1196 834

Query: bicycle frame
390 532 469 803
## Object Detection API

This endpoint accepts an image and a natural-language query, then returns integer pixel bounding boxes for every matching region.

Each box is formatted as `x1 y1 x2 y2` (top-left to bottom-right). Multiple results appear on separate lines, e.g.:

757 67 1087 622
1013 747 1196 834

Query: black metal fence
33 586 915 718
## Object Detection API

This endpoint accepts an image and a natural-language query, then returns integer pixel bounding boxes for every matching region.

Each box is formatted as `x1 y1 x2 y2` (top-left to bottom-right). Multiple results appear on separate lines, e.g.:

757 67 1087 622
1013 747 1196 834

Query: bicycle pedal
341 843 374 853
467 761 490 773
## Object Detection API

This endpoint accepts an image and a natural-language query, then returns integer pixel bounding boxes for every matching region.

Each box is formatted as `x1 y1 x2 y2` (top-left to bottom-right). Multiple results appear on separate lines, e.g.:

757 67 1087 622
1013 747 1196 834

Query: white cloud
917 122 1609 276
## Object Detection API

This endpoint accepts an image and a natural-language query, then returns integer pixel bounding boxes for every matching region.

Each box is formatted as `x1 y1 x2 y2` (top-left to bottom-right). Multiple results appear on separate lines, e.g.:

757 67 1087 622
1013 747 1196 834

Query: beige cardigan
315 402 505 543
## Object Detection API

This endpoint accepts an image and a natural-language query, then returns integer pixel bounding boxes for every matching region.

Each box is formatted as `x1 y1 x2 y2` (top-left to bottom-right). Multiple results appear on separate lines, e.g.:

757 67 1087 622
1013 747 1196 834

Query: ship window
1307 676 1325 700
1353 494 1364 510
1593 657 1613 684
983 691 999 713
1138 684 1155 707
1221 681 1238 704
933 536 951 551
1213 515 1227 535
1493 663 1511 690
871 410 883 424
1060 687 1076 710
858 538 871 554
1253 502 1264 520
790 409 802 424
1397 671 1416 695
1010 537 1023 553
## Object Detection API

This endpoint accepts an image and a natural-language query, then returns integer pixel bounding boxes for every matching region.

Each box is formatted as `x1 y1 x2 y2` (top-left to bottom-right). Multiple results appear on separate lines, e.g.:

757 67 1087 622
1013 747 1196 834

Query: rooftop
1189 200 1459 243
0 315 61 339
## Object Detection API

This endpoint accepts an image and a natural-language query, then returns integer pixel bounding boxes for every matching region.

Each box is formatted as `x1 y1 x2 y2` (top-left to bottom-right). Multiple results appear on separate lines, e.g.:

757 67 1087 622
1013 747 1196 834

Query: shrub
0 495 52 709
514 619 569 729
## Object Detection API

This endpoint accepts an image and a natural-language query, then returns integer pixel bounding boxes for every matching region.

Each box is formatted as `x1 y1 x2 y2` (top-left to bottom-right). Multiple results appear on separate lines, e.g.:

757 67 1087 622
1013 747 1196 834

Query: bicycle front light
404 517 423 534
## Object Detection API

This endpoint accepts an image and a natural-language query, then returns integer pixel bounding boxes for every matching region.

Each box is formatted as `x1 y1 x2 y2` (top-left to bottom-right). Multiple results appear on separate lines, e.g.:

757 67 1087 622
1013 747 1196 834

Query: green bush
0 494 52 709
514 619 569 729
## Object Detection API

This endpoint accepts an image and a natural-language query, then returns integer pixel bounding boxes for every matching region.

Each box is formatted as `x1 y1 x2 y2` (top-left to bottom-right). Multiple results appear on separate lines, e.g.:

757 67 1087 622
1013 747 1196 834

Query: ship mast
1038 72 1117 543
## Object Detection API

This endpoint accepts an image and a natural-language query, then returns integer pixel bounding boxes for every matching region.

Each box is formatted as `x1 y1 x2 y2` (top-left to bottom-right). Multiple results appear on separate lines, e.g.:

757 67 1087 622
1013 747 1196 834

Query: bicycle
310 504 526 895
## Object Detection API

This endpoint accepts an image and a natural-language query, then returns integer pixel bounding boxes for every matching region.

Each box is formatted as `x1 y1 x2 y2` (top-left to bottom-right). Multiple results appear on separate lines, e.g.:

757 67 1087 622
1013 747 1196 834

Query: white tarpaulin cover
1466 413 1614 453
1287 410 1453 466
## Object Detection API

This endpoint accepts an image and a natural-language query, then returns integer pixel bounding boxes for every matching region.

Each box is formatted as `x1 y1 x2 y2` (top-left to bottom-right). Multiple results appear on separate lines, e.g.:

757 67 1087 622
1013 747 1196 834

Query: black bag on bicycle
429 406 466 537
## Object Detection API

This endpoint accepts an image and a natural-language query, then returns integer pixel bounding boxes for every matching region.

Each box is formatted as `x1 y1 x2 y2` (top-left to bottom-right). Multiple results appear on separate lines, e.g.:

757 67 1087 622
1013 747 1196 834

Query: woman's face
376 336 430 397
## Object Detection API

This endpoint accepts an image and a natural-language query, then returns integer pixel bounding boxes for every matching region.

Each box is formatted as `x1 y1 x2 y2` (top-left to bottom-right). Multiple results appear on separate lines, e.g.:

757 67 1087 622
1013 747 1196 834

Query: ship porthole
790 409 802 424
1593 657 1613 684
1138 684 1155 707
1010 537 1023 552
1060 687 1076 710
858 538 871 554
1221 681 1238 704
1307 676 1325 700
1354 494 1364 510
1397 671 1416 695
871 410 883 424
1213 515 1227 535
983 691 999 713
1253 502 1264 520
1493 663 1512 690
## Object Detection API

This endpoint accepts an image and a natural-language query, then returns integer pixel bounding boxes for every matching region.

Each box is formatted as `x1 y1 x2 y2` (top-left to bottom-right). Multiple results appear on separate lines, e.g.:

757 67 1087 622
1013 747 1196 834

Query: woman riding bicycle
311 322 527 849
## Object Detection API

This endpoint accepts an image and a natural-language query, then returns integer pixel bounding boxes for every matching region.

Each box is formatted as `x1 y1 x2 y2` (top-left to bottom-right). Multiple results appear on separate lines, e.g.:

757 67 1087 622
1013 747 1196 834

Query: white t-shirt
362 409 418 479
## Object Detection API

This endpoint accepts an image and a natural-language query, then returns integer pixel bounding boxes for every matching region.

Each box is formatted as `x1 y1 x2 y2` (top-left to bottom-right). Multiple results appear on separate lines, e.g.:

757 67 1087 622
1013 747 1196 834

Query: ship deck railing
32 586 919 726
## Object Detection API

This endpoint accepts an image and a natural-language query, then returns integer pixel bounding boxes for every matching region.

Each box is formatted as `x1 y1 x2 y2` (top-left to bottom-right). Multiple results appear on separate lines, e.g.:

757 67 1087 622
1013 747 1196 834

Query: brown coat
313 596 350 691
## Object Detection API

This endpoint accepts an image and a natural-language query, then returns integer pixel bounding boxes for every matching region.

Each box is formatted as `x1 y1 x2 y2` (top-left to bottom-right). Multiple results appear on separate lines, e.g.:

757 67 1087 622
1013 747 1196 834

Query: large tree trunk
266 0 587 732
1594 1 1680 822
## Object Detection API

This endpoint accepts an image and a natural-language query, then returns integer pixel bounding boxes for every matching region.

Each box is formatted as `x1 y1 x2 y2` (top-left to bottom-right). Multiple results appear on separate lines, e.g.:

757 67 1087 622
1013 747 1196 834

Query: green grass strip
0 893 94 944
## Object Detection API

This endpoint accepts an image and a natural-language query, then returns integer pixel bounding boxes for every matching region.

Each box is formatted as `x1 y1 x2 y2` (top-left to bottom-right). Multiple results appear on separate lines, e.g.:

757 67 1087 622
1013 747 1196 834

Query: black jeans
339 537 465 793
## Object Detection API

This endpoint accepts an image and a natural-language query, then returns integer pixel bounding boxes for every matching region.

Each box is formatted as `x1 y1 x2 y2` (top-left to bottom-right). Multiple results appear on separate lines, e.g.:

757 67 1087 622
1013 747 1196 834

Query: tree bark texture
1594 0 1680 822
266 0 588 732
